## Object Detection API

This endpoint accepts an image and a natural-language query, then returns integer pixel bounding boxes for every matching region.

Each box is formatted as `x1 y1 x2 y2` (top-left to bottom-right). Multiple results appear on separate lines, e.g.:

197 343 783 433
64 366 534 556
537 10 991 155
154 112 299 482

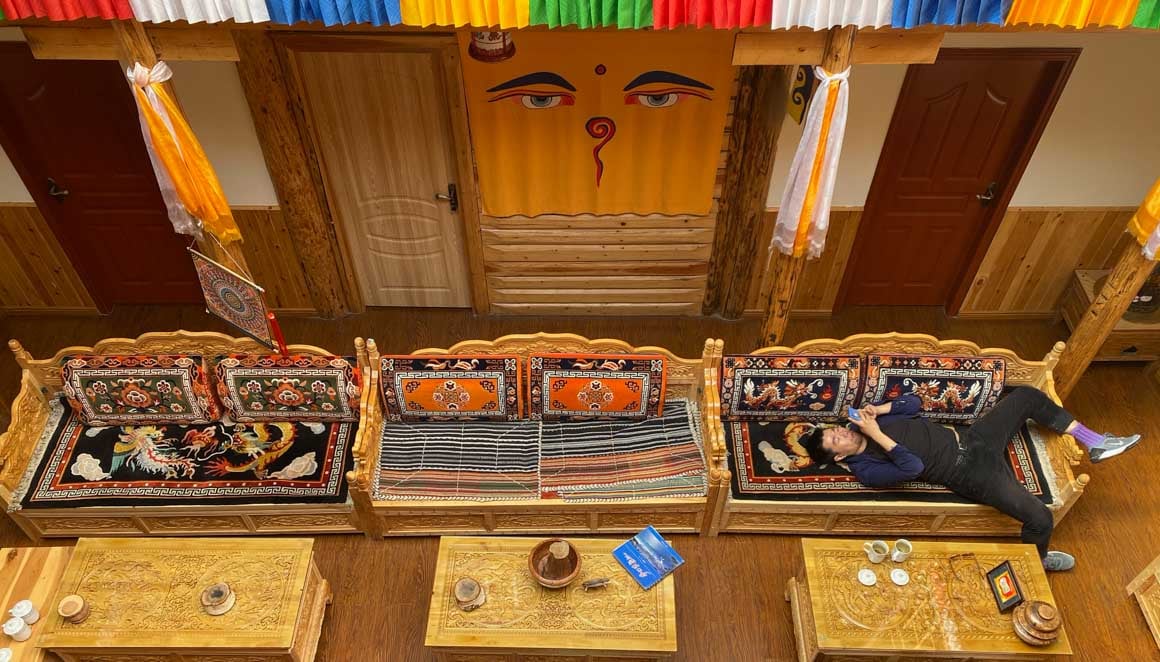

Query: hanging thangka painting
458 30 735 217
190 249 275 348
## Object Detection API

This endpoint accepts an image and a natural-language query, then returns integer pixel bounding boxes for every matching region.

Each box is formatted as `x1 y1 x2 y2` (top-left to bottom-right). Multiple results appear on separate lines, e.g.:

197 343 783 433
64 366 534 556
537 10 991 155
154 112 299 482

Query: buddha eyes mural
460 31 735 217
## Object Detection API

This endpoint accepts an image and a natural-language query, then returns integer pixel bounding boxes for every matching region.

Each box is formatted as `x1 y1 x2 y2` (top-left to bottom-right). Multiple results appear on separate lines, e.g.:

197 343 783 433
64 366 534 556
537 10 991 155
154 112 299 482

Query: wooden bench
704 333 1089 537
348 333 724 537
1 331 360 541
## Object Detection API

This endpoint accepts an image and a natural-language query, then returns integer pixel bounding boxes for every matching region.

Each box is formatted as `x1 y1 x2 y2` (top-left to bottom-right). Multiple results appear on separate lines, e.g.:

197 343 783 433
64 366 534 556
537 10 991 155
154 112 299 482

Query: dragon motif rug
14 399 355 509
726 418 1055 504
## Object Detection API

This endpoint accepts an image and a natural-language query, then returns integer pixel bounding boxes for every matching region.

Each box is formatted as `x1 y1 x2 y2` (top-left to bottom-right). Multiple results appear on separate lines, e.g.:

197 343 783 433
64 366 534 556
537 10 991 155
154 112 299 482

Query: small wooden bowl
1012 601 1061 647
57 594 89 624
528 538 581 589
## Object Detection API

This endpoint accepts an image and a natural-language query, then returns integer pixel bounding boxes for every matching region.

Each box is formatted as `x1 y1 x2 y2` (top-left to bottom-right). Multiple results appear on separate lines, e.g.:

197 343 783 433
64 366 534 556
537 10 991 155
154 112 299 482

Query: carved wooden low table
36 537 331 661
425 536 677 661
0 546 72 662
1127 552 1160 649
786 539 1071 661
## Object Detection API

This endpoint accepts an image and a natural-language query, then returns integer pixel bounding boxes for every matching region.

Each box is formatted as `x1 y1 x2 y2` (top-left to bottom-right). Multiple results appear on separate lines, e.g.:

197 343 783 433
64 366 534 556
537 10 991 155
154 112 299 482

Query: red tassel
267 312 289 357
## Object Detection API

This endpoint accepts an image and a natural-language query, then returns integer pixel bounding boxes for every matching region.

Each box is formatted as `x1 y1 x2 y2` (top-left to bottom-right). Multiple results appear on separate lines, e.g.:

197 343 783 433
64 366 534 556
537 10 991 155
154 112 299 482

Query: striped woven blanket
373 399 706 502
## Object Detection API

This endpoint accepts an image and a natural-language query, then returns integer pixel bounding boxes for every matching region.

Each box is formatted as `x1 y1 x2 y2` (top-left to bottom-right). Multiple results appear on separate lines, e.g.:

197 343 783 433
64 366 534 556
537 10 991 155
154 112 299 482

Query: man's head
803 425 866 465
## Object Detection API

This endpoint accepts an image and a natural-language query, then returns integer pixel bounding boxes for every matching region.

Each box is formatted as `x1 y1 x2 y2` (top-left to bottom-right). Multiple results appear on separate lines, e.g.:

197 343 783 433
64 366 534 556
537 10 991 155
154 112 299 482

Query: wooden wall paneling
440 44 488 314
0 205 96 313
732 30 942 66
958 208 1137 316
234 30 360 318
232 207 316 314
23 26 238 61
703 64 791 318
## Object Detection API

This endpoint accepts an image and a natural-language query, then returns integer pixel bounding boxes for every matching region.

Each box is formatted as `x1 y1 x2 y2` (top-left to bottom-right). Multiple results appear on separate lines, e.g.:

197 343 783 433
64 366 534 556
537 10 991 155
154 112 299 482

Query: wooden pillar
758 26 856 346
110 20 250 273
702 65 791 318
1055 242 1155 400
232 30 360 319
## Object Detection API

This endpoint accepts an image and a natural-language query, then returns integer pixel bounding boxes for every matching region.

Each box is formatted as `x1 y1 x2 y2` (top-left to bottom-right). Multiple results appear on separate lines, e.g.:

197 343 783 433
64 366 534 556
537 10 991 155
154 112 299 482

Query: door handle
434 183 458 212
46 177 70 201
976 181 997 206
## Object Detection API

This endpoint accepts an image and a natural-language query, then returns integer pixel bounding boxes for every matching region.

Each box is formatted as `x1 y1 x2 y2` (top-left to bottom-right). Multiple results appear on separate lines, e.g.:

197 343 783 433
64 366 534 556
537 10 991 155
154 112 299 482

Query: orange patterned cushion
380 355 522 421
528 353 666 420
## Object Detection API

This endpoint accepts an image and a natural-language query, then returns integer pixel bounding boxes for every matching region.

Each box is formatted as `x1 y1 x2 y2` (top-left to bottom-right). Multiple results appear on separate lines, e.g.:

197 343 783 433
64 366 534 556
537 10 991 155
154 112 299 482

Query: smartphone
847 406 862 421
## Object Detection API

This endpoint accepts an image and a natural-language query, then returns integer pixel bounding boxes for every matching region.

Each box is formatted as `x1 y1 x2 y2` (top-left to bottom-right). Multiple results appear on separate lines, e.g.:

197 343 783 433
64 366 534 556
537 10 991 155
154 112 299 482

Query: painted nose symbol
585 116 616 187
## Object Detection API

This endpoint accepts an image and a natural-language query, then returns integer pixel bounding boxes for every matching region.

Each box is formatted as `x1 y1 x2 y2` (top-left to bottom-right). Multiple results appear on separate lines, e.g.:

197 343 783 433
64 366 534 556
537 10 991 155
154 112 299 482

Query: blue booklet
612 525 685 590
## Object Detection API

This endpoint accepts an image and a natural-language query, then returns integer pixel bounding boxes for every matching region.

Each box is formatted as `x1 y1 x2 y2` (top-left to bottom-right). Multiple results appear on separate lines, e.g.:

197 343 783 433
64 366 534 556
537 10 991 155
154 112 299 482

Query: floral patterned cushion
859 354 1006 423
60 354 220 426
720 354 861 422
528 353 666 421
214 354 361 423
380 355 522 422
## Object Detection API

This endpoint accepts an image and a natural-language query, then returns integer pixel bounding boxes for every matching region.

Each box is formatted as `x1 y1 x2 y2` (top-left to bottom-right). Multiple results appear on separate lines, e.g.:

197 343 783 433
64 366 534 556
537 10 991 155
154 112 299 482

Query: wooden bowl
528 538 581 589
1012 601 1061 647
1023 601 1061 633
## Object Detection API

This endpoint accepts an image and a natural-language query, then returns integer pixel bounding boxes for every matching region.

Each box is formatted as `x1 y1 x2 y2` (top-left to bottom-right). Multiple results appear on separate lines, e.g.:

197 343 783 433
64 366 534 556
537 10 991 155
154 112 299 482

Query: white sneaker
1089 434 1142 463
1043 551 1075 572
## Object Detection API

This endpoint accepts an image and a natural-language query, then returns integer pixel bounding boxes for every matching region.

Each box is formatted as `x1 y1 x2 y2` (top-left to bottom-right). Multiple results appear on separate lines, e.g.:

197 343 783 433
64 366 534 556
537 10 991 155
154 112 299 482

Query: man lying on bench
802 387 1142 572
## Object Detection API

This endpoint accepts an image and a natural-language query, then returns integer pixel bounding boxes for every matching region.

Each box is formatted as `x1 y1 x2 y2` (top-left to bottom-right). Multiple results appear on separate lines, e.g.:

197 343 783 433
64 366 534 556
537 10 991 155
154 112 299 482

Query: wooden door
0 44 201 307
294 47 472 308
840 49 1077 310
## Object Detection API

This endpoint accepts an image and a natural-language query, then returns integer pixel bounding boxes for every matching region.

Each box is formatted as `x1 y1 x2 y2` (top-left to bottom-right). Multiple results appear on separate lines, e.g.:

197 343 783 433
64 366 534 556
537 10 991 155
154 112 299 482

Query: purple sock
1070 423 1104 449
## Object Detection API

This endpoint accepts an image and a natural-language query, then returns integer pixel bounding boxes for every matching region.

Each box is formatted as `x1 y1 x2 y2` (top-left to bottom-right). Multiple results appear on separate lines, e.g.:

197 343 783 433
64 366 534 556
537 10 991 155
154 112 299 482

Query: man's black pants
945 386 1075 558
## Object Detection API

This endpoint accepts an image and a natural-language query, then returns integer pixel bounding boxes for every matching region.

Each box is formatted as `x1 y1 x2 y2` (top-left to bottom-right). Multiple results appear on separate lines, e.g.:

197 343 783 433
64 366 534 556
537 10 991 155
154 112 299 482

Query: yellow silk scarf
793 76 841 257
1129 177 1160 261
131 64 240 244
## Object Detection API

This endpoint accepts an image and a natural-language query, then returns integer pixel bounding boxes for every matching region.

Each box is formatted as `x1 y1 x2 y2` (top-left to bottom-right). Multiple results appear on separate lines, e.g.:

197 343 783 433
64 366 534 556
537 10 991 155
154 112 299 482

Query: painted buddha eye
488 90 575 108
624 88 710 108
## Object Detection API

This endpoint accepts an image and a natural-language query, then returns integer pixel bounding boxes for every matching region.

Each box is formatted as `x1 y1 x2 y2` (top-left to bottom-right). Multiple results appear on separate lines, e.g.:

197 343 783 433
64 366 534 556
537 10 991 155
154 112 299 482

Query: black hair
802 425 837 466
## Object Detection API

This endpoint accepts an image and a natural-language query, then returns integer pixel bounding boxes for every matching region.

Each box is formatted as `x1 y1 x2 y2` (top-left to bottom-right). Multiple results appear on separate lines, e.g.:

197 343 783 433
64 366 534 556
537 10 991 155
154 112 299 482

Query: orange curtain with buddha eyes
1006 0 1140 27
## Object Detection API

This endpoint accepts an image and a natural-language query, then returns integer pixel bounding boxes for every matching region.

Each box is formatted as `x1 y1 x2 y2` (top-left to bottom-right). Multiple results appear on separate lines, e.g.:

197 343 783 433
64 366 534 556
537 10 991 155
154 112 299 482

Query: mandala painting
190 249 274 348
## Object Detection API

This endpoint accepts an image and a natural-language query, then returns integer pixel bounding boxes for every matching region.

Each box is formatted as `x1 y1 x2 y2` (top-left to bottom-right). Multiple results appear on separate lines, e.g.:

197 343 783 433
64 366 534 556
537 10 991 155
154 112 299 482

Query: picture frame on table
987 560 1025 613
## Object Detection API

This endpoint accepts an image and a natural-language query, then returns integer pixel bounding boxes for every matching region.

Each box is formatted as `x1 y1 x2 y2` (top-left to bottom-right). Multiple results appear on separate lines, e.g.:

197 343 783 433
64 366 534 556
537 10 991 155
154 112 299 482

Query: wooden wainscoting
958 207 1137 317
743 208 863 316
744 206 1135 319
0 204 315 315
0 203 96 313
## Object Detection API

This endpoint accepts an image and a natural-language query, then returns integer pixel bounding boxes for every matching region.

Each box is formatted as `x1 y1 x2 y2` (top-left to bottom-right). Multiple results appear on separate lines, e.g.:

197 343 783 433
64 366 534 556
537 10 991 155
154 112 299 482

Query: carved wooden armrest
347 338 383 497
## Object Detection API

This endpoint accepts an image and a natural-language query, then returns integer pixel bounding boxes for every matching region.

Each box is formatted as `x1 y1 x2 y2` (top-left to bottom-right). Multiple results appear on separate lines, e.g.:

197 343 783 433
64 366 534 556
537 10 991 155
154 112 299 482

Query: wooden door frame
273 33 488 314
0 42 110 312
836 47 1080 315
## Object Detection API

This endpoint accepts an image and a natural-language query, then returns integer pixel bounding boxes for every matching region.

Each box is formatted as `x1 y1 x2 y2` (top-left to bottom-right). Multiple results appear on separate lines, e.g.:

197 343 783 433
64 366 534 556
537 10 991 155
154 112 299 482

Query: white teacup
891 539 913 563
2 617 29 642
9 600 37 625
863 540 889 563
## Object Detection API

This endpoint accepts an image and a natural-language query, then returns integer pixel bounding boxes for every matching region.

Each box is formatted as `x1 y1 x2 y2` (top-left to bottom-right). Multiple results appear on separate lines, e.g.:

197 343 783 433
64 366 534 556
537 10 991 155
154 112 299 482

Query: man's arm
872 393 922 417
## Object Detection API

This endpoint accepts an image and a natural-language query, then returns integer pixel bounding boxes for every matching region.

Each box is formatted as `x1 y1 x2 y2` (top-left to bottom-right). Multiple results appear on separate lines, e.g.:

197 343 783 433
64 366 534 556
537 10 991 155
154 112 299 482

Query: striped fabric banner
530 0 649 28
770 0 890 29
403 0 527 26
267 0 400 24
892 0 1006 27
653 0 770 28
0 0 132 19
1134 0 1160 26
1006 0 1140 27
130 0 269 22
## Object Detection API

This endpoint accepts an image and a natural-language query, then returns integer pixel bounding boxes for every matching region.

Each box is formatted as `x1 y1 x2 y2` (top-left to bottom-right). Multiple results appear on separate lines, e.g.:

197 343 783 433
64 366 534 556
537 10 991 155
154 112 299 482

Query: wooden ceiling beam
23 25 238 61
733 30 942 66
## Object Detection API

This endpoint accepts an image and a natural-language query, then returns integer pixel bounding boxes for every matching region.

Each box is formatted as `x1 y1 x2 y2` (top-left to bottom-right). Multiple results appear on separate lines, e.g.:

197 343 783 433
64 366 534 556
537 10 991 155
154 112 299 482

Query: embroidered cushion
720 354 861 422
60 354 219 426
214 354 361 423
528 353 666 421
380 355 522 421
859 354 1006 423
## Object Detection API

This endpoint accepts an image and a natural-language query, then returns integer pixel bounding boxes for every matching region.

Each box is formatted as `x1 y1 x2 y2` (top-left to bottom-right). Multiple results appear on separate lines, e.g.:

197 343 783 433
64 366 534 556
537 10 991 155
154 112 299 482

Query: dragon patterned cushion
380 355 523 422
858 354 1006 423
60 354 219 427
214 354 361 423
528 353 666 421
719 354 861 422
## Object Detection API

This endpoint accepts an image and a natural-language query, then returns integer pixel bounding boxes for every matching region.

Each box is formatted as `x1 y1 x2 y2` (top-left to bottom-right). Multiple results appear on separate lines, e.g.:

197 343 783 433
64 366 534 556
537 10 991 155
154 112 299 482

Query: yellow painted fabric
1129 177 1160 260
458 30 735 217
401 0 528 26
134 85 240 243
1006 0 1138 26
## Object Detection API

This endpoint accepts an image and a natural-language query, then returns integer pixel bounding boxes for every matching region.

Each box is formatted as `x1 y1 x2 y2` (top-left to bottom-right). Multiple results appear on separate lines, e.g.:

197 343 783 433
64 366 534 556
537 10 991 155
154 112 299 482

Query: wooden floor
1 305 1156 661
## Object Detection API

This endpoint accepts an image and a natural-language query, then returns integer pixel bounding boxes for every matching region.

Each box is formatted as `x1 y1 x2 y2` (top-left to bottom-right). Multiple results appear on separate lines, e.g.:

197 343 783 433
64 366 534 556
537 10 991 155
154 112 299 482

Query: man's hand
852 406 897 452
874 402 893 415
